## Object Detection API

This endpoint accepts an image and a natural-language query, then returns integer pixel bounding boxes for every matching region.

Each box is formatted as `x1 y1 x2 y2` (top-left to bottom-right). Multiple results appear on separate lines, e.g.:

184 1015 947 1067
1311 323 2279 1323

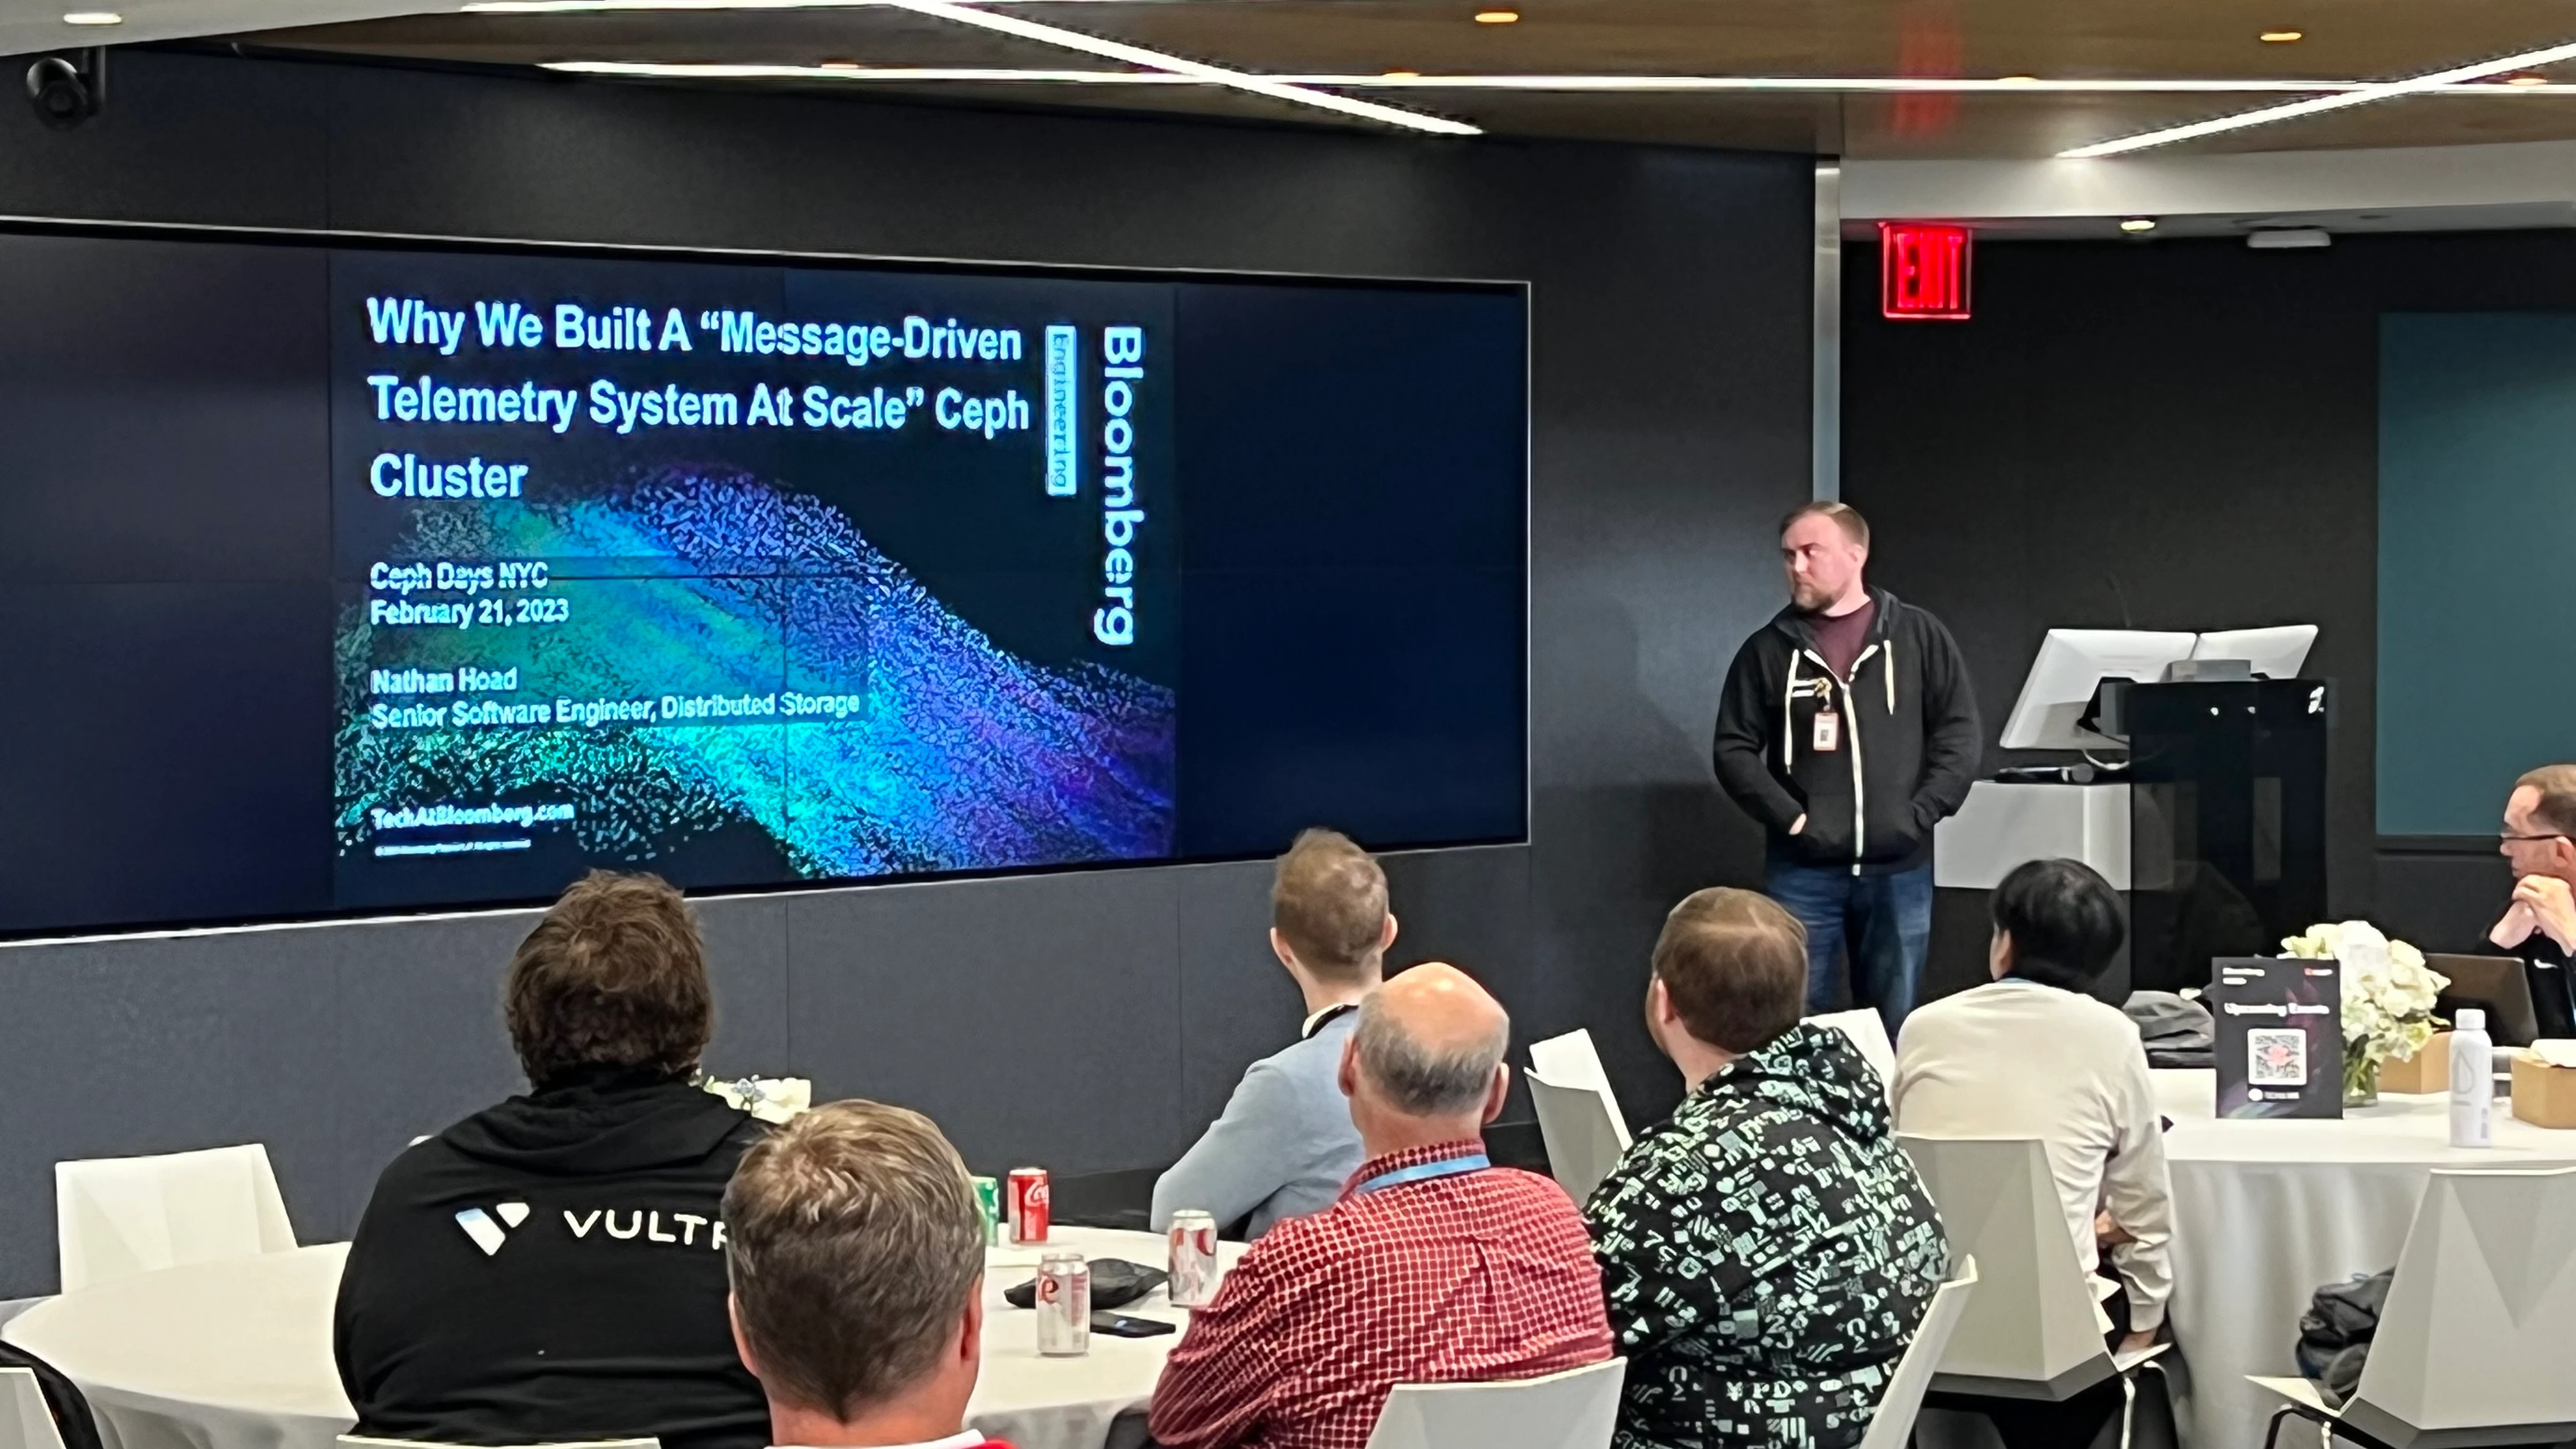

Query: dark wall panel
0 49 1810 1292
1843 231 2576 956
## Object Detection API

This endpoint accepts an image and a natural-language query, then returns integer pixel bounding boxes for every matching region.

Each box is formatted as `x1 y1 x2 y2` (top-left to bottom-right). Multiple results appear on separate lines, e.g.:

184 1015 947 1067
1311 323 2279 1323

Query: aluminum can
1006 1167 1050 1245
1167 1210 1221 1307
972 1176 1002 1247
1034 1250 1091 1356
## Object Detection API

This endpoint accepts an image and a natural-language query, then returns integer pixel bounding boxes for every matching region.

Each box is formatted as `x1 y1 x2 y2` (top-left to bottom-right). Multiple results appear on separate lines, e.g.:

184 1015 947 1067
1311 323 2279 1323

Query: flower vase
2343 1046 2380 1108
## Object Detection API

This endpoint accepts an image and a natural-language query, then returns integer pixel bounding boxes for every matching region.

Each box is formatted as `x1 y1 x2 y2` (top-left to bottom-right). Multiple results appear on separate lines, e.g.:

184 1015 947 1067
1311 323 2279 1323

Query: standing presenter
1713 501 1982 1032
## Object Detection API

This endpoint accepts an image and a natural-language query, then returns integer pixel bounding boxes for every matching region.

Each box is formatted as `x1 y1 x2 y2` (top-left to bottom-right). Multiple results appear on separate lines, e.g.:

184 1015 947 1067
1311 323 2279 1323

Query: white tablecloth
2152 1069 2576 1449
2 1227 1229 1449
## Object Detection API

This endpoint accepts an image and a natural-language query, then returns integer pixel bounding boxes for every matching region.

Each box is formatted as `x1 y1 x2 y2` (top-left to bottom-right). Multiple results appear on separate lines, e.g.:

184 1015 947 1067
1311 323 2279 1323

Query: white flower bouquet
2280 920 2450 1103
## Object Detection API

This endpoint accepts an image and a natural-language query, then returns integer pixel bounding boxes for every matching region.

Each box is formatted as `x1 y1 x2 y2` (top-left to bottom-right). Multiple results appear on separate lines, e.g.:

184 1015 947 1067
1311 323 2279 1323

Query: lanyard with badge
1353 1153 1490 1195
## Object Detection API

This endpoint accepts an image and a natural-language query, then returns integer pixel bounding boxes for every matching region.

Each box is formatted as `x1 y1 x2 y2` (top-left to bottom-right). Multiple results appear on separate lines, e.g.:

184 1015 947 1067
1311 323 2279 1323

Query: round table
2 1227 1230 1449
2153 1068 2576 1449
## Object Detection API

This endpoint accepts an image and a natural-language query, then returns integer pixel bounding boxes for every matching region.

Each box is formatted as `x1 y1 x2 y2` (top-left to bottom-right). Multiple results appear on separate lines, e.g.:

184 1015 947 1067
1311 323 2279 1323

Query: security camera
26 48 105 129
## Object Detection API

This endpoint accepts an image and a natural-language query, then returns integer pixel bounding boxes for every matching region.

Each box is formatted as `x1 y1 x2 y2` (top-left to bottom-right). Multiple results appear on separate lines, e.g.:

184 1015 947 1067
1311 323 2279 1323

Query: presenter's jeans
1765 857 1933 1034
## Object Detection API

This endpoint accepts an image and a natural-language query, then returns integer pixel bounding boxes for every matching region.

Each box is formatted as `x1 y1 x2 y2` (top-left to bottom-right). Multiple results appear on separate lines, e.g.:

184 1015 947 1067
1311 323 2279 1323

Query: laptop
2429 953 2544 1047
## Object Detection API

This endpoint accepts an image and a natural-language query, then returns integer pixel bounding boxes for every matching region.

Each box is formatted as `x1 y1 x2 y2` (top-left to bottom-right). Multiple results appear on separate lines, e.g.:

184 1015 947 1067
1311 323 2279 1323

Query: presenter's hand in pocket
1793 815 1851 862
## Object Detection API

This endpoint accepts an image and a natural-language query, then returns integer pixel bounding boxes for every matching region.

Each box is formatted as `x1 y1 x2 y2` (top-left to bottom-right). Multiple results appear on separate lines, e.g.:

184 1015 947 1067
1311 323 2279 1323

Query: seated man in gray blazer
1151 829 1393 1239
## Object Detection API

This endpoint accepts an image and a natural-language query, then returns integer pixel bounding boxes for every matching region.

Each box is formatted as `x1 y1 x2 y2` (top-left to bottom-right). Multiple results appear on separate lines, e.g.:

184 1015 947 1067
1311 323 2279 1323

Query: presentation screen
0 227 1528 937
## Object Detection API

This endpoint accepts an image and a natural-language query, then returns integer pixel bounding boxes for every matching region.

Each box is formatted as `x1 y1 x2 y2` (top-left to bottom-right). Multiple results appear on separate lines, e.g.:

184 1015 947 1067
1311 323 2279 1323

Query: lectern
1935 627 2327 994
2119 677 2329 992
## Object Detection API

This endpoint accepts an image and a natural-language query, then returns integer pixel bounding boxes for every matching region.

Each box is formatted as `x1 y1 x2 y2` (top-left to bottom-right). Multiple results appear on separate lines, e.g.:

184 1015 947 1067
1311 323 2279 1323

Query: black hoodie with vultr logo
333 1071 769 1449
1712 586 1984 876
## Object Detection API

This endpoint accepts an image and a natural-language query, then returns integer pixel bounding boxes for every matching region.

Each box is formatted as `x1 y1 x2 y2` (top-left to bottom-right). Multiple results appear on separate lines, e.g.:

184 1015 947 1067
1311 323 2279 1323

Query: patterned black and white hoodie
1584 1022 1947 1449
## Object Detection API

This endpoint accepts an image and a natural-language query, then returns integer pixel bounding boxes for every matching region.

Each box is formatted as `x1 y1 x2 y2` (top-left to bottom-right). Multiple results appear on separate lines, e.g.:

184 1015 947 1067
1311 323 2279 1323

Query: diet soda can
1034 1250 1091 1356
971 1176 1002 1247
1006 1167 1050 1245
1167 1210 1221 1307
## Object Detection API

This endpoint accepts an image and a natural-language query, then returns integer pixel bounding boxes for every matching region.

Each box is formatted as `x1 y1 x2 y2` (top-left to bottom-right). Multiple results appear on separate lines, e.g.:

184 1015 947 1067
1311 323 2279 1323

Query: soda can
972 1176 1002 1248
1167 1210 1221 1308
1006 1167 1050 1245
1034 1250 1091 1356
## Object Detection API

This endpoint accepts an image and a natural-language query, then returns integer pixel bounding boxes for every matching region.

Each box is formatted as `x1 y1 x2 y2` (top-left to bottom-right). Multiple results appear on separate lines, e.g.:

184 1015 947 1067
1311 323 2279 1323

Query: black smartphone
1091 1312 1177 1338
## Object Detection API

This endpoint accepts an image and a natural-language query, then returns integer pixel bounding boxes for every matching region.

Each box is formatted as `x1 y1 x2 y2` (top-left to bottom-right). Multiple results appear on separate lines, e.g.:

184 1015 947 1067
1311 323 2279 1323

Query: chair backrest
55 1144 297 1291
2347 1166 2576 1436
1856 1256 1979 1449
1528 1032 1632 1147
1363 1358 1627 1449
1806 1009 1897 1096
0 1370 68 1449
338 1438 659 1449
1528 1075 1629 1206
1896 1136 2107 1390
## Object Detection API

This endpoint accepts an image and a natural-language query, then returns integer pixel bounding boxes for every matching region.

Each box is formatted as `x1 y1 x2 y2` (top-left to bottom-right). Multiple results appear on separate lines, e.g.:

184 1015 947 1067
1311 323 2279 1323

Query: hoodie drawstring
1782 652 1801 772
1883 636 1896 715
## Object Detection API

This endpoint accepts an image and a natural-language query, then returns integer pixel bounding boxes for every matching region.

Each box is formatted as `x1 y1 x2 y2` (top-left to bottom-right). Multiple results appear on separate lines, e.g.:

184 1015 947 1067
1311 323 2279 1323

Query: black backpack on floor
2296 1269 2393 1407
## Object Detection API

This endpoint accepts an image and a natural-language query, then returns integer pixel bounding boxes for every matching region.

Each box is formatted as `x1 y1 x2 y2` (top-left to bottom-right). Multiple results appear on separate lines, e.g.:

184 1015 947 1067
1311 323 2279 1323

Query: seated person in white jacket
1892 857 2174 1367
1151 829 1393 1239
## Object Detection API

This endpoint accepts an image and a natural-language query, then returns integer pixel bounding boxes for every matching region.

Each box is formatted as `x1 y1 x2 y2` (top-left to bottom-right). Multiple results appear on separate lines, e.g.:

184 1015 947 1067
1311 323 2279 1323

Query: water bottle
2451 1008 2494 1148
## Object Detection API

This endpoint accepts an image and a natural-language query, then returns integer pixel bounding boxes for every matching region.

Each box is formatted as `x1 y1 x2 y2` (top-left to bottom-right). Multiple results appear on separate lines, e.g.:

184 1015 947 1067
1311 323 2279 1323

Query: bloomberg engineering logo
454 1200 728 1257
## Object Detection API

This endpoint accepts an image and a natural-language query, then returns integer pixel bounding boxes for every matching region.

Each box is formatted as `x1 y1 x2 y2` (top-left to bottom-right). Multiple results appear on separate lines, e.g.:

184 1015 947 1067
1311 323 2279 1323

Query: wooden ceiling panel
235 0 2576 157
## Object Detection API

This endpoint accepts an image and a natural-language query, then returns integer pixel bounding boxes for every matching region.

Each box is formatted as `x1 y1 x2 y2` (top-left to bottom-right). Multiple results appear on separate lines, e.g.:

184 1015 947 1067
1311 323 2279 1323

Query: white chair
1362 1358 1627 1449
2249 1165 2576 1449
1859 1255 1981 1449
1898 1136 2170 1446
1527 1075 1630 1206
1527 1030 1632 1204
342 1423 659 1433
1807 1008 1899 1096
55 1143 298 1291
339 1438 660 1449
0 1369 70 1449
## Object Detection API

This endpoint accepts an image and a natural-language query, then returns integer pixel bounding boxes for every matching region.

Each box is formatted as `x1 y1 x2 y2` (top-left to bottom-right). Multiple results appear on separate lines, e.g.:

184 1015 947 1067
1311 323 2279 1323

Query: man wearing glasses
2491 764 2576 1038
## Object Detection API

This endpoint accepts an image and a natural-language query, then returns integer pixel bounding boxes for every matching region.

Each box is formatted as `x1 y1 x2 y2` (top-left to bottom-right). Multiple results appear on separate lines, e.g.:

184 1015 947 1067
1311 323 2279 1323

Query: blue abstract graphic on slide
328 250 1182 901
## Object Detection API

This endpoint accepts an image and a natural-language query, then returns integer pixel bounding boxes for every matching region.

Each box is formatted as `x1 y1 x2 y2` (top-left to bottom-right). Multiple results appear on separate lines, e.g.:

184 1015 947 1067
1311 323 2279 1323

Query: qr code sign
2248 1028 2308 1087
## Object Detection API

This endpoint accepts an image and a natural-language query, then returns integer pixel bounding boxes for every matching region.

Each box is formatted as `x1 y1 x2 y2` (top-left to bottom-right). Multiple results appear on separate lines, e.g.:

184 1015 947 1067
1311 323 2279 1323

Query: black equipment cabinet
2121 678 2331 993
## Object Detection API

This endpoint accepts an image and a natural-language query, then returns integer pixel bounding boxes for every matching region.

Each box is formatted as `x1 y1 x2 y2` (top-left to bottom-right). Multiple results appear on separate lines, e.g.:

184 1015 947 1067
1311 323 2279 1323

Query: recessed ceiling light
1473 10 1519 22
1382 69 1421 79
2259 30 2303 43
60 10 120 22
819 57 860 68
2508 73 2550 86
1997 75 2039 83
2120 217 2157 232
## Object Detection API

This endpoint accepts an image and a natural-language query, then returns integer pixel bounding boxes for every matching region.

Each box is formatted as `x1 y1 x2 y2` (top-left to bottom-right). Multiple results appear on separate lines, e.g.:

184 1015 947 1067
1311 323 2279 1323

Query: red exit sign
1880 221 1972 320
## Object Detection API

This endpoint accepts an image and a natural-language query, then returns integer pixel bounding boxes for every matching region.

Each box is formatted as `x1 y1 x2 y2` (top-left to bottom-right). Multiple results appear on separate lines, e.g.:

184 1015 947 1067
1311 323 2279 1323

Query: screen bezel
0 213 1533 944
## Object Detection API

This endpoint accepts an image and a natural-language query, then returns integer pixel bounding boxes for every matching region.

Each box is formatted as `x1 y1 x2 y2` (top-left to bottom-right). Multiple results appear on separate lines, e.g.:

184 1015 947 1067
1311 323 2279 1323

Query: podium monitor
2191 625 2318 680
1998 630 2195 751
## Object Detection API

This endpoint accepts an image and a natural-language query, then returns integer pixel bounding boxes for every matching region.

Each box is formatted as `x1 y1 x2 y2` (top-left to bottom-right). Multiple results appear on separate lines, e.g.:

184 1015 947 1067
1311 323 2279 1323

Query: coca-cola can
1006 1167 1050 1245
1167 1210 1221 1308
1034 1251 1091 1356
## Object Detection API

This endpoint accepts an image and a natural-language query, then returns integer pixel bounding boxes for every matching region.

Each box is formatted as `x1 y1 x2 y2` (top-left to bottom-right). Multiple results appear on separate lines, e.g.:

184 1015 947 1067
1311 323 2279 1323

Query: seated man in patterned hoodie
1586 887 1947 1449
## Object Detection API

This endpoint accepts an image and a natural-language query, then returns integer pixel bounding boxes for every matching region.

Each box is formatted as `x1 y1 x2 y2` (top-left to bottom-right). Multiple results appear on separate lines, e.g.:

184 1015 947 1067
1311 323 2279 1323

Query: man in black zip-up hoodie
335 871 769 1449
1712 501 1981 1032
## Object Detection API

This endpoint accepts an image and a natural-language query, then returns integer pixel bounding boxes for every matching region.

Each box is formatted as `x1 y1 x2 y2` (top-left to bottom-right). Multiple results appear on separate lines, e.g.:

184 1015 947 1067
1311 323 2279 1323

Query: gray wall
0 48 1812 1294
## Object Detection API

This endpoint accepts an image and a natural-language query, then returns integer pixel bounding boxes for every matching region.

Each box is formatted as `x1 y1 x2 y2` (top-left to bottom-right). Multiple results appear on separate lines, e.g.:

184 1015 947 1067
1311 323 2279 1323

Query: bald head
1351 963 1510 1119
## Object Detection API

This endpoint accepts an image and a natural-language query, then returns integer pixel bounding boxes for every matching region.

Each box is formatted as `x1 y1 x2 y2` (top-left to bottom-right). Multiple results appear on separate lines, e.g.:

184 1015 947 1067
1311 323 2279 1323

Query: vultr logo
455 1201 532 1257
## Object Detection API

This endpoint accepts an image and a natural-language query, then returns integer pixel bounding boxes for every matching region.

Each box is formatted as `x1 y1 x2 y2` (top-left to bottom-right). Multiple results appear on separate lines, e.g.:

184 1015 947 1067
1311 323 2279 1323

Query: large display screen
0 227 1526 937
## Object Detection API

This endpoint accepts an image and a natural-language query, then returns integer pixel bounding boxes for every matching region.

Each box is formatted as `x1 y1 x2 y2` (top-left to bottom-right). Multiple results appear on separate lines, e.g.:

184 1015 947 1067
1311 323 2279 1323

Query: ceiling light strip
865 0 1478 132
550 61 1199 80
538 64 2434 94
2060 37 2576 156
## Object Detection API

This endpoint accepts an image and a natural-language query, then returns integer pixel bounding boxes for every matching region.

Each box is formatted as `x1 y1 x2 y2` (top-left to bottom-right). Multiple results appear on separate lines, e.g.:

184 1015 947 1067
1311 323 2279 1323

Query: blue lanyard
1354 1153 1491 1195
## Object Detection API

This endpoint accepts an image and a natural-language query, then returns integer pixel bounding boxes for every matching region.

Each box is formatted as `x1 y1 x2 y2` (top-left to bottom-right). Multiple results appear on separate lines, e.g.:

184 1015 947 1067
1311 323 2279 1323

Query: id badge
1812 710 1841 753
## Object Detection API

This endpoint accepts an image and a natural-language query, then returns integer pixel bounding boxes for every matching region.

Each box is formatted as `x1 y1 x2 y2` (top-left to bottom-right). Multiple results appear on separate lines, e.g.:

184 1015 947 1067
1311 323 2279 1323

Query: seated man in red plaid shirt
723 1101 1016 1449
1149 963 1615 1449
